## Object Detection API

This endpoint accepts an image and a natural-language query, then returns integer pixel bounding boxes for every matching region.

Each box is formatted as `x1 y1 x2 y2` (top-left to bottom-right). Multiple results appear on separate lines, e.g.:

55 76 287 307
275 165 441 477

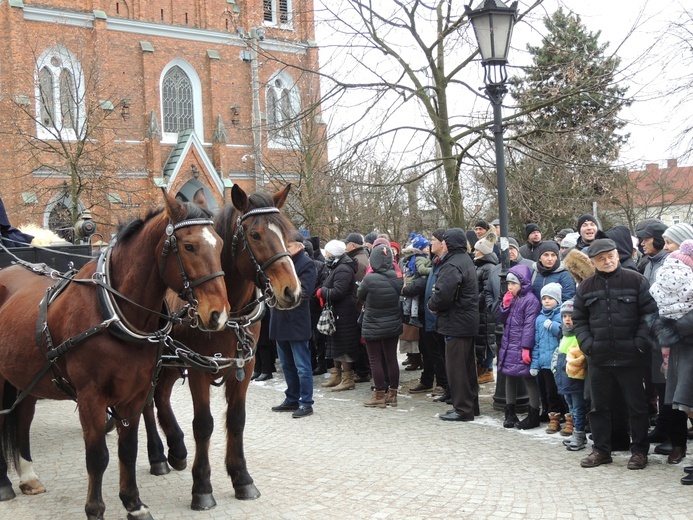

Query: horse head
216 184 301 311
159 190 228 331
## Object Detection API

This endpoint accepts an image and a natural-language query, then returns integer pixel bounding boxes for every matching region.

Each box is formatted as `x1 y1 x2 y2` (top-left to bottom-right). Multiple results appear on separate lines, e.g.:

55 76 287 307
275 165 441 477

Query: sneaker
272 400 299 412
580 451 613 468
292 405 314 418
409 382 434 394
627 452 648 470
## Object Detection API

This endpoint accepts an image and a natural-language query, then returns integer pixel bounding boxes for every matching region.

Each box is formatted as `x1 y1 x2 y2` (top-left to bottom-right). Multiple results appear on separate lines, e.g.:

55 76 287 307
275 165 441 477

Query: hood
443 227 468 253
508 264 533 295
369 243 395 274
605 225 635 265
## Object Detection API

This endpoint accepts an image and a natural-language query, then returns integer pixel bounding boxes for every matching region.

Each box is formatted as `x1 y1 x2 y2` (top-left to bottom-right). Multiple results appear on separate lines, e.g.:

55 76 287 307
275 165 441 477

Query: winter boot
516 406 541 430
503 404 519 428
566 430 587 451
404 353 423 371
545 412 561 434
363 390 387 408
331 370 355 391
386 388 398 407
560 413 574 437
321 367 342 388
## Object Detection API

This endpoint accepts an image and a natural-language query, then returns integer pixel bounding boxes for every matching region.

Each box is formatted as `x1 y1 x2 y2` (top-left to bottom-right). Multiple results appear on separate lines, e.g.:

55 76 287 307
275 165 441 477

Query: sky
314 0 691 169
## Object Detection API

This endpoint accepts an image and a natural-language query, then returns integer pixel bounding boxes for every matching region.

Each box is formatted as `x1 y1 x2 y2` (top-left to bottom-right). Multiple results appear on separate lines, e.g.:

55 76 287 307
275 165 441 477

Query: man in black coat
269 232 318 418
428 228 480 421
573 239 658 469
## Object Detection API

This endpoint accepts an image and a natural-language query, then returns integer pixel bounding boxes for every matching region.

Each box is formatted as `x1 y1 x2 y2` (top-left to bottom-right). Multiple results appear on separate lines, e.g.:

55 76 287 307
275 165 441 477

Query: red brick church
0 0 323 238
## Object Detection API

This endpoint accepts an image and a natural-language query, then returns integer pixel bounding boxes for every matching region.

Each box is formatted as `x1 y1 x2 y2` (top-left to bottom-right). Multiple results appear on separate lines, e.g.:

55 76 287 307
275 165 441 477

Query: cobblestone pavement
1 361 690 520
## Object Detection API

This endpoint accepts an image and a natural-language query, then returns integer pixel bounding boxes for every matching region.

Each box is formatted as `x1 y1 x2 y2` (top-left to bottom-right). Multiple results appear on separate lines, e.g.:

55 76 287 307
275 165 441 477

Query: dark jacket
573 264 657 367
474 253 498 354
651 311 693 408
320 254 360 358
269 249 317 342
428 228 479 338
347 246 369 284
401 272 428 325
497 264 542 377
519 241 541 262
357 244 403 341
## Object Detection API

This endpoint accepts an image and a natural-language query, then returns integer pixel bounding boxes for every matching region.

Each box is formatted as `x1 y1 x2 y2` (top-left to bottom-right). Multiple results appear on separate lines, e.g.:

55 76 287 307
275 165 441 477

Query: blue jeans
276 340 314 407
564 391 586 432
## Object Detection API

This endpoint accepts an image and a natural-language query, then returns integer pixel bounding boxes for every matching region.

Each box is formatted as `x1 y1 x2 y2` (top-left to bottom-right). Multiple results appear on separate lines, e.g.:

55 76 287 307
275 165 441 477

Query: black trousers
589 364 650 456
445 336 478 418
419 329 448 390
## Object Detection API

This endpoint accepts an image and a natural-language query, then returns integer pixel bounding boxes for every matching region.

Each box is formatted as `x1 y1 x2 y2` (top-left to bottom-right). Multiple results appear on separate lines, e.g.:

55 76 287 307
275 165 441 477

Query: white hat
561 232 579 249
324 239 346 258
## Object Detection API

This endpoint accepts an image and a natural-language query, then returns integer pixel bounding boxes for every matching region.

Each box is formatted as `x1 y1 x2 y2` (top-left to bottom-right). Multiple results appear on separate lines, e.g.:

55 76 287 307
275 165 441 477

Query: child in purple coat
497 264 542 429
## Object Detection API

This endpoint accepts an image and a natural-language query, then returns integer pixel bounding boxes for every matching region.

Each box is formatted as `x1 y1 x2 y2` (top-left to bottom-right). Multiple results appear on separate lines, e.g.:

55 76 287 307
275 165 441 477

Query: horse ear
231 184 249 213
272 183 292 209
192 188 208 209
161 188 187 222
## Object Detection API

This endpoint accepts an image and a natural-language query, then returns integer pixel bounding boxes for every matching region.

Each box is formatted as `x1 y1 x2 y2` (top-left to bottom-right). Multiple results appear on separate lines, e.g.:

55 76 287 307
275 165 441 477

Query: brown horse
0 191 229 520
142 184 301 510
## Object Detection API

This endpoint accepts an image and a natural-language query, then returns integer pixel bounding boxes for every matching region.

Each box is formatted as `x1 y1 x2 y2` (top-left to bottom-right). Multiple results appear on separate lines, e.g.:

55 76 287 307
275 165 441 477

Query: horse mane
115 202 212 244
215 191 294 267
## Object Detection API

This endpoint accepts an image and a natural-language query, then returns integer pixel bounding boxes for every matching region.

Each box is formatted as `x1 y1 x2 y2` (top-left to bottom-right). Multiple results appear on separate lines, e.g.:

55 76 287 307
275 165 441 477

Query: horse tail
1 382 19 471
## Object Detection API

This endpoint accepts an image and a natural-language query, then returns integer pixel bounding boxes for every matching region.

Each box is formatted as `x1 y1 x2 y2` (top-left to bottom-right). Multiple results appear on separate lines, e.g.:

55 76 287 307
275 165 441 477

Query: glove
316 288 324 308
522 348 531 365
543 319 552 330
529 369 539 377
502 291 514 308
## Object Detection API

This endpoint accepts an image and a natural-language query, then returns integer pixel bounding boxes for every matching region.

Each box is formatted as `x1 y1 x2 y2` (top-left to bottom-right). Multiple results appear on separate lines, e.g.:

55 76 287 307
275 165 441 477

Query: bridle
159 218 225 319
230 207 291 309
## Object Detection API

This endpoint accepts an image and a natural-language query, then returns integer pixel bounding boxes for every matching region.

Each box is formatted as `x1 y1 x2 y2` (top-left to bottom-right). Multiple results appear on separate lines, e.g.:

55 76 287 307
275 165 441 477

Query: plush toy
566 344 586 380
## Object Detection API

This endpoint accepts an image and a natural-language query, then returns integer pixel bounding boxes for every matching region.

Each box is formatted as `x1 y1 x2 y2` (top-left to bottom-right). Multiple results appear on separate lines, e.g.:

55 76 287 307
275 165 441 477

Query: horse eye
250 231 261 240
184 244 196 252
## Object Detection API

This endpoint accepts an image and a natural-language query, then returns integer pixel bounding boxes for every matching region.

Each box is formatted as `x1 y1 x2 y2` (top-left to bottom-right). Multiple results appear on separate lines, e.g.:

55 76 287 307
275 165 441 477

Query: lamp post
466 0 521 411
465 0 517 283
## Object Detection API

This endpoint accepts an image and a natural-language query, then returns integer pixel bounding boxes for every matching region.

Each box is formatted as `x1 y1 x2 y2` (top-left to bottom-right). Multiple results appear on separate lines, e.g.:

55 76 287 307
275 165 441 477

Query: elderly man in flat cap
573 239 658 471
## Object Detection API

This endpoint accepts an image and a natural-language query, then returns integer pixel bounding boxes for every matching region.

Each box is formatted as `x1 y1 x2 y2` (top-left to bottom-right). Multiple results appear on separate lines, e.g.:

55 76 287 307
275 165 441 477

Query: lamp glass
468 6 516 64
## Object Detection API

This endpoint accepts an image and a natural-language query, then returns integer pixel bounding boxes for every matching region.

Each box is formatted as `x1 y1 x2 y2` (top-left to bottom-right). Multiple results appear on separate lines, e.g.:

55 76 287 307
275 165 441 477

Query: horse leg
188 373 216 511
225 373 260 500
15 397 46 495
142 402 169 476
155 370 187 471
0 381 17 501
78 399 110 520
115 413 153 520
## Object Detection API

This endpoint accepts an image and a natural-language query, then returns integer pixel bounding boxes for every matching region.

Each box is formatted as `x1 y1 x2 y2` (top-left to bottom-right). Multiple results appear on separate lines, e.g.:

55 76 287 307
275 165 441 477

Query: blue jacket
423 257 441 332
269 249 317 342
531 267 576 303
531 305 562 370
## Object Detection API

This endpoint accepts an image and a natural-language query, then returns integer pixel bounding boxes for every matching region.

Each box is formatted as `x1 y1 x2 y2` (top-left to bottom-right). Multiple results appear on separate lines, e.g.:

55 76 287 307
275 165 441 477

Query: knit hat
556 228 574 239
390 241 401 255
577 214 601 232
432 228 446 242
540 282 562 305
525 223 540 238
491 219 500 227
373 237 390 248
663 223 693 246
561 232 579 249
670 240 693 270
474 231 498 256
536 240 560 258
364 232 377 245
409 233 430 251
474 220 490 231
508 237 520 251
324 239 346 258
506 272 521 285
560 299 574 315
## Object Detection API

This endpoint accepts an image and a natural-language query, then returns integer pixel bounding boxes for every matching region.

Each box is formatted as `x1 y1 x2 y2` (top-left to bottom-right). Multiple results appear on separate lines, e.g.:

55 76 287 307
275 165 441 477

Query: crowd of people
254 212 693 485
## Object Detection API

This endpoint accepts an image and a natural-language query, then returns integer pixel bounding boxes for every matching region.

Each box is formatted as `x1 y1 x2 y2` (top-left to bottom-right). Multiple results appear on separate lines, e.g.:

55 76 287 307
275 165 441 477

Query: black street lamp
465 0 518 282
466 0 523 412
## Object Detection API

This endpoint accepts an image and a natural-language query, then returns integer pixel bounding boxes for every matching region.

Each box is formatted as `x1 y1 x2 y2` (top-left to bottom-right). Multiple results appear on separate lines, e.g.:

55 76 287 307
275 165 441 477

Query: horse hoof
234 483 261 500
126 506 154 520
149 461 170 476
0 484 16 501
19 480 46 495
167 453 187 471
191 493 217 511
